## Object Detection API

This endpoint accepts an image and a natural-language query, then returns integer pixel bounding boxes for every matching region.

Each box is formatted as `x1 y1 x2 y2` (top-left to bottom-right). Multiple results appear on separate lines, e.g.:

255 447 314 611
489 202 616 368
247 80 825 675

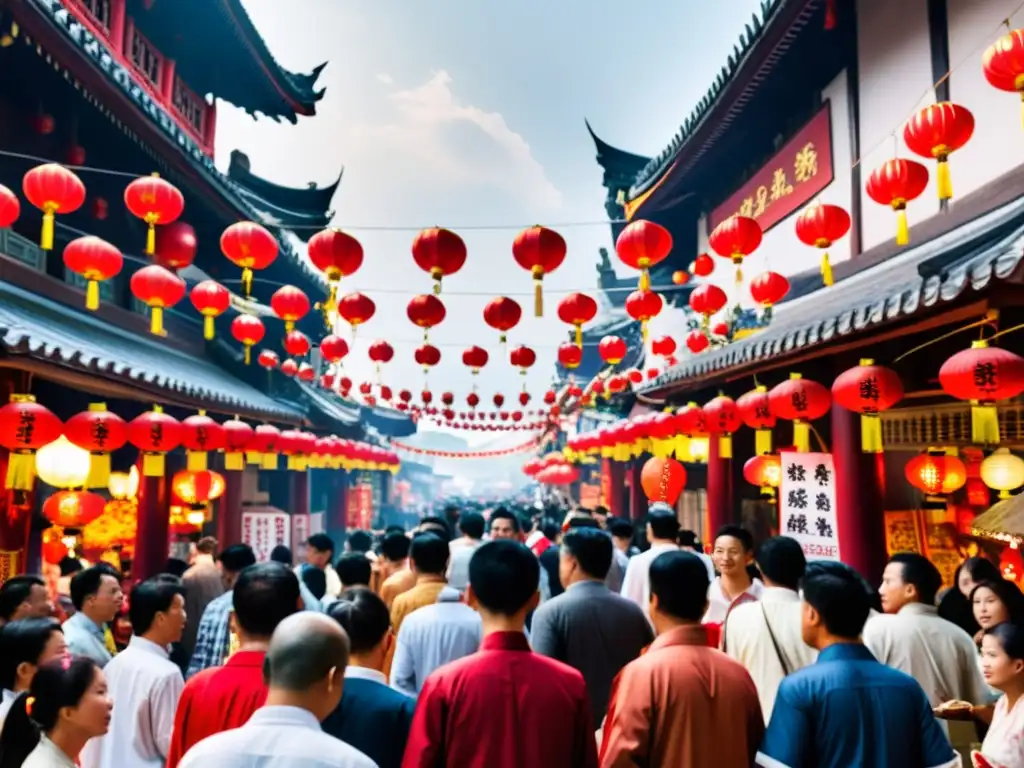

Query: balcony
881 402 1024 451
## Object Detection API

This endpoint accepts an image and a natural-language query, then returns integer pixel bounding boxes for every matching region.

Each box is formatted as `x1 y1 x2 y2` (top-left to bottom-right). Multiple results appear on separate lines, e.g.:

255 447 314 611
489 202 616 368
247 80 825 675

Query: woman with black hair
974 622 1024 767
938 556 1002 636
0 657 111 768
0 619 66 728
972 579 1024 643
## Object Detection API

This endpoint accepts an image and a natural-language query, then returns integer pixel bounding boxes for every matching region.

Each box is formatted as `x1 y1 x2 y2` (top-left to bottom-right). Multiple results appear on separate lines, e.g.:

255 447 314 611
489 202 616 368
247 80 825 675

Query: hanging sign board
779 452 840 561
241 511 290 562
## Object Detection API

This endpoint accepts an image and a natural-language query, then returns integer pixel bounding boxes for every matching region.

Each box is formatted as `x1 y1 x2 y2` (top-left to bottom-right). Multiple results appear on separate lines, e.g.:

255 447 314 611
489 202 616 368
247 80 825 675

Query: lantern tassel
246 450 263 465
820 252 834 287
186 450 208 471
641 321 649 344
142 453 165 477
575 325 582 347
793 421 811 453
433 279 442 296
735 265 743 286
861 414 884 453
970 402 1000 445
896 208 910 246
225 451 245 471
674 435 691 462
85 280 100 311
40 208 55 250
755 429 772 456
86 453 111 489
936 158 953 201
533 277 543 318
261 453 278 470
146 224 156 255
639 269 650 292
5 451 35 491
244 346 251 365
149 307 164 336
203 315 215 341
718 434 733 459
241 268 253 298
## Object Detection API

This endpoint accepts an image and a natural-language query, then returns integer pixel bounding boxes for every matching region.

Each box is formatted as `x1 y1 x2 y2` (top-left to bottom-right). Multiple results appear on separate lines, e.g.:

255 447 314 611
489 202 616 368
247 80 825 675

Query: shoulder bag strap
761 602 792 677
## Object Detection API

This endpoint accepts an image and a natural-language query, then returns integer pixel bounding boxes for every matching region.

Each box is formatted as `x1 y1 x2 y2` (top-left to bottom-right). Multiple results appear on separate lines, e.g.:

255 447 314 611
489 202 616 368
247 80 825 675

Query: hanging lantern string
890 311 1000 365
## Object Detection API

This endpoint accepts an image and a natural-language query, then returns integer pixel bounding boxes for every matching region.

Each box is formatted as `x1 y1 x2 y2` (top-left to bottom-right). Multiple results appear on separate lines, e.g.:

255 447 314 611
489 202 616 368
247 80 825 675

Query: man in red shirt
165 562 302 767
402 539 598 768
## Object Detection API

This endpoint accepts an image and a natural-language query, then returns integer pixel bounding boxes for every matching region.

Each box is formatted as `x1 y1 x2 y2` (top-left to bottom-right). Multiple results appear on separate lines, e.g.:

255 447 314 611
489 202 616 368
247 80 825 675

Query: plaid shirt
186 590 233 679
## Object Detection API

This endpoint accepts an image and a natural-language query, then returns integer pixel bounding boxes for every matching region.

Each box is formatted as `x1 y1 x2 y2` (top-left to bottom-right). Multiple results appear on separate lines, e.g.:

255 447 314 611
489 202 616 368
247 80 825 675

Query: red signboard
708 102 834 234
346 484 374 531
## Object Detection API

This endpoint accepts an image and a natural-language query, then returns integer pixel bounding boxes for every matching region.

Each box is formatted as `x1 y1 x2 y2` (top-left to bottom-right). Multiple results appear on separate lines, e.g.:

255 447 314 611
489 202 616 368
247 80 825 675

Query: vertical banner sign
345 485 373 531
291 514 311 552
308 512 325 535
241 511 290 561
779 452 840 560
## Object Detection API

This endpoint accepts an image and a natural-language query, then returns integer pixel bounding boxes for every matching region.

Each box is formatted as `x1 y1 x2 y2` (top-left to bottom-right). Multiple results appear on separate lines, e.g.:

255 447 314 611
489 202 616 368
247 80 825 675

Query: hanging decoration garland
392 436 541 458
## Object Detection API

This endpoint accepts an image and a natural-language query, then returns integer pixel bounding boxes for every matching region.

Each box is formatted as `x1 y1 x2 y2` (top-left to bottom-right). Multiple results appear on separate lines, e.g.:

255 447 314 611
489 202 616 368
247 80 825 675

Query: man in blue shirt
756 560 960 768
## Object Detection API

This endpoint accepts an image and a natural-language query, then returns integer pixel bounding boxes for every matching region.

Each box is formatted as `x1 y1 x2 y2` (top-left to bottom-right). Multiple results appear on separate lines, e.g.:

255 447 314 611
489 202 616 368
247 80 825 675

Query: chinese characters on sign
708 103 835 234
241 511 290 562
883 510 923 556
779 452 840 561
346 484 374 531
291 514 310 555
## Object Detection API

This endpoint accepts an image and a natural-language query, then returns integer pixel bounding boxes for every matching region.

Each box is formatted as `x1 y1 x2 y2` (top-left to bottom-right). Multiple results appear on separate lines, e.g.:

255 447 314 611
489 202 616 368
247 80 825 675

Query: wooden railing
881 402 1024 450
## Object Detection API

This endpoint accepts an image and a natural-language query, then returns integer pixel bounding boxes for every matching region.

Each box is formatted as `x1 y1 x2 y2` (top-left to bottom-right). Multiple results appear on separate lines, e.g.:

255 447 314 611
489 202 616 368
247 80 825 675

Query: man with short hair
167 563 302 767
487 508 521 541
177 612 375 767
706 524 764 625
620 504 680 624
324 588 415 768
531 527 652 722
723 536 817 721
180 536 223 663
607 518 639 558
756 561 959 768
81 576 186 768
446 512 485 593
300 534 342 599
337 552 372 590
186 544 256 677
402 540 598 767
63 565 123 667
375 532 411 594
601 551 763 767
565 515 628 593
0 575 52 626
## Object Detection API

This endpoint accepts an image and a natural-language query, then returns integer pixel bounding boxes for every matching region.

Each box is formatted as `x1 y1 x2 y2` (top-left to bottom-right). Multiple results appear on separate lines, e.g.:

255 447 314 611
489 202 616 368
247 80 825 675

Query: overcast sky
220 0 765 443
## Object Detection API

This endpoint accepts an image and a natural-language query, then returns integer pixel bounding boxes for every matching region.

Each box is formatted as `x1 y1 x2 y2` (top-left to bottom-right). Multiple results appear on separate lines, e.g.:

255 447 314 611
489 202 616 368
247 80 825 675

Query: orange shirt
380 568 418 609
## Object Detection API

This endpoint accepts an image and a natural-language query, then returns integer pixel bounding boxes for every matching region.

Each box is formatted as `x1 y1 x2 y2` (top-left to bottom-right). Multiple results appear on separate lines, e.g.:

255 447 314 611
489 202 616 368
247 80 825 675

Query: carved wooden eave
880 401 1024 452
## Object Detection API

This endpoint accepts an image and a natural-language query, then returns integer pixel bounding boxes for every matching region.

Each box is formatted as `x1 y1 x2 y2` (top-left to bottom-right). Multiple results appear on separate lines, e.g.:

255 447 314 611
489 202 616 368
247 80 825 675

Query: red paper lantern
518 392 531 406
688 283 727 324
737 385 776 455
23 163 86 249
557 293 598 346
441 392 455 406
709 215 762 284
462 345 489 373
280 359 298 377
598 335 627 365
412 227 467 294
865 159 930 246
407 294 446 340
154 221 197 271
832 359 904 453
513 225 567 316
319 335 349 365
220 221 278 298
64 403 128 488
795 204 851 287
283 330 311 358
415 343 441 370
231 314 265 364
222 418 254 471
258 350 280 370
130 265 186 336
0 185 20 228
63 236 123 311
297 363 316 382
615 220 673 291
691 253 714 277
983 30 1024 127
0 395 63 490
640 456 687 505
769 374 832 452
711 321 729 337
651 335 676 358
270 286 311 331
466 393 480 409
556 341 582 370
42 538 68 565
493 394 505 408
421 390 433 406
543 390 557 405
903 103 975 201
250 424 281 468
939 341 1024 445
624 289 663 341
32 114 55 136
607 374 628 393
65 145 86 166
368 340 394 365
905 452 967 496
189 280 230 340
509 345 536 372
180 412 226 471
43 490 105 527
307 229 363 307
744 454 782 493
91 198 108 221
123 173 184 255
703 395 742 458
128 406 182 476
672 271 690 285
749 271 790 309
483 297 522 344
685 330 710 354
337 292 375 334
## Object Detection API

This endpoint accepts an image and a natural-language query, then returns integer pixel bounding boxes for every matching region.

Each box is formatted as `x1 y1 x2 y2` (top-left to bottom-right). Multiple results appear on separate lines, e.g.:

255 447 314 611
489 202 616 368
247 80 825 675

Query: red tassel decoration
825 0 837 30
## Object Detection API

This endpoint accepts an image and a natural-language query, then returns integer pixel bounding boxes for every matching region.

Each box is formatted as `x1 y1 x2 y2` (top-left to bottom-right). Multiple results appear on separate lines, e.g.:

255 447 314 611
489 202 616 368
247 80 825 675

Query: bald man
177 612 375 767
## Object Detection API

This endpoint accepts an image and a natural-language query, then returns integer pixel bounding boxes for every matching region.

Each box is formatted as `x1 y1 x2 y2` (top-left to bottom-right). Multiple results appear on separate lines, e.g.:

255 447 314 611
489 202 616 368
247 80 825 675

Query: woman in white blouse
0 619 68 728
974 622 1024 768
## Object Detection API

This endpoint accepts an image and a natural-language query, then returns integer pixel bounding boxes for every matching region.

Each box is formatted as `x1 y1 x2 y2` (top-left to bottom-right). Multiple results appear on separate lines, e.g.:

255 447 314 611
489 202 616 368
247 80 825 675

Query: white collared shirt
62 611 112 668
344 666 387 686
704 577 765 625
0 687 17 728
620 542 679 624
22 734 77 768
79 636 183 768
177 705 375 768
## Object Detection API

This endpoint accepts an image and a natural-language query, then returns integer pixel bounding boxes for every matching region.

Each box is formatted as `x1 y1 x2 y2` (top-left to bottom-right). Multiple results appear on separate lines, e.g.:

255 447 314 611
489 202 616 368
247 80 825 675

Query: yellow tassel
432 280 442 296
86 453 111 489
150 307 164 336
203 315 215 341
735 265 743 286
242 268 253 298
675 435 691 461
41 210 54 250
755 429 772 456
85 280 99 311
820 252 834 287
244 346 251 365
970 403 1000 445
292 456 308 472
225 452 245 471
186 451 208 471
246 450 263 465
5 451 35 490
861 414 883 453
793 421 811 453
641 321 648 344
936 158 953 201
534 278 543 318
261 453 278 470
639 270 650 291
146 225 156 255
896 208 910 246
142 453 165 477
719 434 733 459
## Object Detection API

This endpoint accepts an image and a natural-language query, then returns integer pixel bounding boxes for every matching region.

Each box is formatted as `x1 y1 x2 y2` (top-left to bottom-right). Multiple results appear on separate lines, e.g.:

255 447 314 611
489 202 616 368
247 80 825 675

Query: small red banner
708 102 835 234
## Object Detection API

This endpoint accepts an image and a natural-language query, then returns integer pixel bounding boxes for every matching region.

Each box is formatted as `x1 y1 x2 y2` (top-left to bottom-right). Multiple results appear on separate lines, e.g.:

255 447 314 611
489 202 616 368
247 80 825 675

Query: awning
642 196 1024 395
0 282 302 423
970 497 1023 544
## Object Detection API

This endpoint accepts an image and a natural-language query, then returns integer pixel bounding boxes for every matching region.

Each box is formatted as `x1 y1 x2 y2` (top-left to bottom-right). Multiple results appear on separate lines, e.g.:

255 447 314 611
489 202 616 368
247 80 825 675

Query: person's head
300 566 328 601
418 516 451 540
801 560 873 648
559 528 613 587
458 512 485 541
195 536 217 558
378 532 411 567
0 657 111 766
607 518 634 552
488 508 521 541
593 505 609 528
647 551 710 634
336 553 372 588
346 530 373 554
269 545 293 566
327 587 392 670
956 556 1002 598
218 544 257 590
128 576 186 645
305 534 335 569
409 532 449 577
0 576 51 623
230 562 301 645
0 618 66 693
69 567 123 624
677 529 702 551
879 552 942 613
541 520 561 543
565 515 600 532
980 622 1024 693
264 612 349 721
712 525 755 578
754 536 806 591
971 579 1024 631
467 540 539 622
645 504 680 543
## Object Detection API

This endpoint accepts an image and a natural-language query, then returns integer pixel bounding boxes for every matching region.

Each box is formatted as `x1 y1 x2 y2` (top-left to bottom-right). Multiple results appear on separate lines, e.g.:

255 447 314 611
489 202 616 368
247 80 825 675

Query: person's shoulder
177 725 245 762
345 677 414 710
525 649 588 687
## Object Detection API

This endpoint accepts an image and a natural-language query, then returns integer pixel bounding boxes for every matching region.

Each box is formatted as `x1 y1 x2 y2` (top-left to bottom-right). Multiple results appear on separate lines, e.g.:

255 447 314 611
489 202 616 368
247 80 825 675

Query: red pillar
706 436 732 539
108 0 127 55
217 468 243 546
291 471 310 518
832 404 887 585
603 459 626 518
160 58 176 104
134 469 169 581
628 462 646 522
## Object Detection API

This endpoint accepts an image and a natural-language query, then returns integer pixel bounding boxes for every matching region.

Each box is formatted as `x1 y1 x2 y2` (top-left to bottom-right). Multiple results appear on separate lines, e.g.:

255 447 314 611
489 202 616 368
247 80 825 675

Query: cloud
376 73 393 84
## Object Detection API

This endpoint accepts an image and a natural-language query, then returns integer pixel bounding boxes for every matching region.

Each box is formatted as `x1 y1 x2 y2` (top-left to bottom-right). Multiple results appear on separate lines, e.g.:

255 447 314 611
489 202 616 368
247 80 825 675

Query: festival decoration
180 411 225 471
651 335 676 359
23 163 85 249
903 103 975 201
509 345 536 379
231 314 265 365
154 221 197 271
280 359 298 377
189 280 231 340
62 236 123 311
130 265 186 335
35 436 90 490
865 159 930 246
744 453 782 495
128 406 182 476
672 403 706 463
463 345 489 375
688 283 727 328
283 331 311 358
624 290 662 342
795 203 851 286
708 215 762 284
483 297 522 345
249 424 280 469
307 229 363 313
172 470 226 524
368 340 395 376
980 448 1024 499
737 385 776 455
939 341 1024 445
0 395 62 491
319 335 349 367
832 359 904 453
672 271 689 285
63 403 128 488
639 456 687 504
412 227 467 294
123 173 184 255
407 294 446 341
270 286 311 331
0 185 19 229
414 343 441 372
337 292 376 336
220 221 278 298
598 336 627 366
222 418 254 471
258 350 280 370
703 395 742 458
557 292 598 347
691 253 714 277
749 271 790 310
43 490 105 528
905 451 967 496
685 329 710 354
615 219 672 291
983 29 1024 127
768 373 832 452
513 225 567 316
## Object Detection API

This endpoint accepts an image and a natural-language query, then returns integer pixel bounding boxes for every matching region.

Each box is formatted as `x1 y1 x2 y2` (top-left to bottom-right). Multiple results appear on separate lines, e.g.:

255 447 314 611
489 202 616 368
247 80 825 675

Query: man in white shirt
391 585 481 697
620 504 680 624
723 536 817 721
705 525 764 625
446 512 485 593
62 566 123 668
80 576 186 768
297 534 342 599
178 612 375 768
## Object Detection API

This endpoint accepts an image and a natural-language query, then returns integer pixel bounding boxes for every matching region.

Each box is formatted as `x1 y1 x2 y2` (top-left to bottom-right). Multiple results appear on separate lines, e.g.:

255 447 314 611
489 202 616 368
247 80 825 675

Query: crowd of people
0 502 1020 767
